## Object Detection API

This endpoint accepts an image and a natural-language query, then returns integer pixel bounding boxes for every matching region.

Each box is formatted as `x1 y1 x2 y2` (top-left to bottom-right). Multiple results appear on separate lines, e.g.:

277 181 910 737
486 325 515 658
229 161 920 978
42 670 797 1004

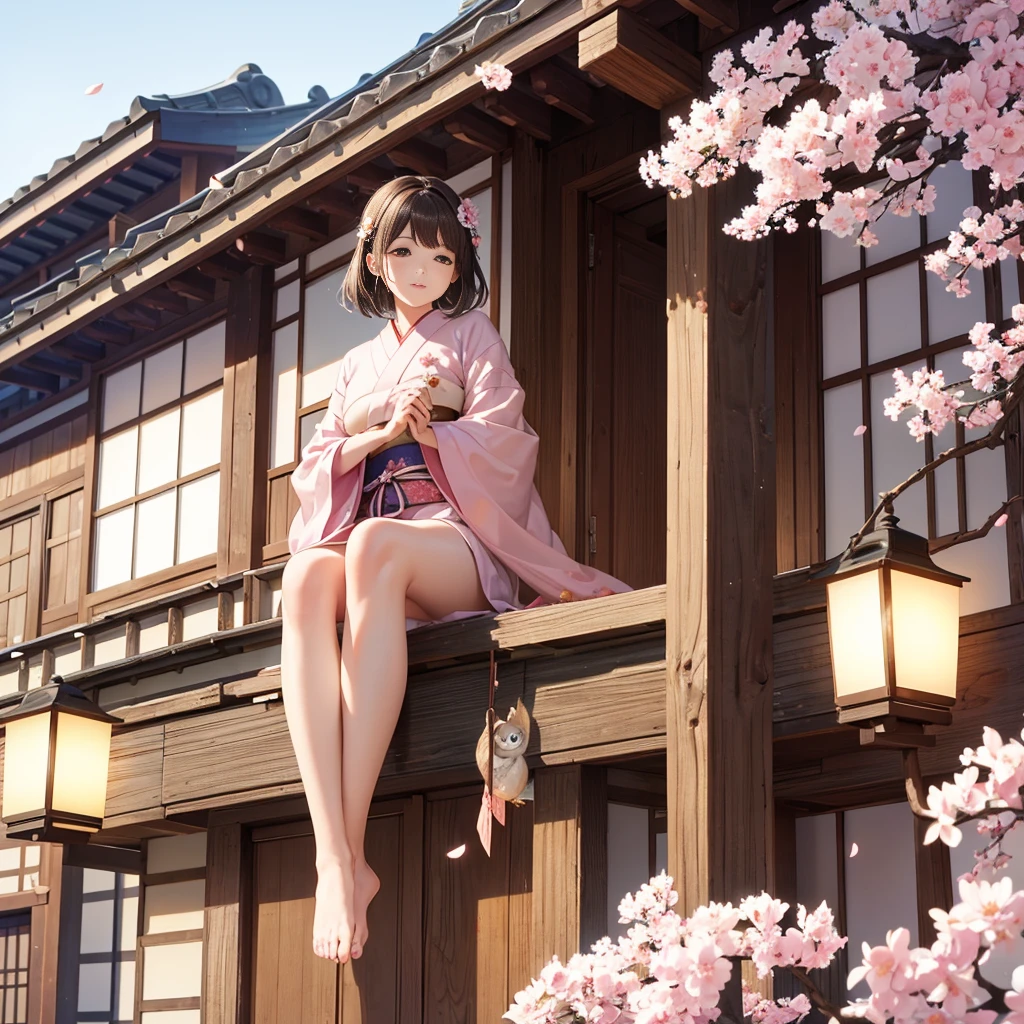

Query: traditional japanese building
0 1 1020 1022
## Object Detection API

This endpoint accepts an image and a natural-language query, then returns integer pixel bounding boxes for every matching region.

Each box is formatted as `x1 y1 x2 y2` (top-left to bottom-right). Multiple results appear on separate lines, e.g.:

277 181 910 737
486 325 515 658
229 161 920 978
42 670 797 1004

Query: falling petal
84 83 104 96
447 844 466 859
996 513 1009 528
849 842 859 858
854 425 867 437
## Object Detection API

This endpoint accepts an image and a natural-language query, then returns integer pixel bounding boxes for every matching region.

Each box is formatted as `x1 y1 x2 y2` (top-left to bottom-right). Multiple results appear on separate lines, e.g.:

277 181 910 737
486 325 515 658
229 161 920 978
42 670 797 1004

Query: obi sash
358 442 445 519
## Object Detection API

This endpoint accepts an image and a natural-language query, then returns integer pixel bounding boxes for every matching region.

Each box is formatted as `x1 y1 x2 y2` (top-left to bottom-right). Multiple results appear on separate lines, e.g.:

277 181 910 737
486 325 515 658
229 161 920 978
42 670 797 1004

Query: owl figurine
476 698 531 804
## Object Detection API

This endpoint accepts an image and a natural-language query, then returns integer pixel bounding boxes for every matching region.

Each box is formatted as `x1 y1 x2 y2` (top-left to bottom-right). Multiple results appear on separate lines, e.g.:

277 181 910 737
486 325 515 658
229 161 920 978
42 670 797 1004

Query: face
367 231 459 309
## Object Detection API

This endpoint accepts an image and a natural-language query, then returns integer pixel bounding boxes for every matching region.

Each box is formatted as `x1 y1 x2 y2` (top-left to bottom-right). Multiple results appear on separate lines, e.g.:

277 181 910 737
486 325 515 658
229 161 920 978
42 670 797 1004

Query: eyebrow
389 234 453 252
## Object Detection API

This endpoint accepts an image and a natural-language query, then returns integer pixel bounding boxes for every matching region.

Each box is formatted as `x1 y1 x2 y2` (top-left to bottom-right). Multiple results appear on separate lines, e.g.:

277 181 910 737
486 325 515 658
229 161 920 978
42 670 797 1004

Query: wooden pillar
665 162 774 913
913 813 953 945
531 765 606 966
28 844 63 1024
202 823 253 1024
219 265 273 577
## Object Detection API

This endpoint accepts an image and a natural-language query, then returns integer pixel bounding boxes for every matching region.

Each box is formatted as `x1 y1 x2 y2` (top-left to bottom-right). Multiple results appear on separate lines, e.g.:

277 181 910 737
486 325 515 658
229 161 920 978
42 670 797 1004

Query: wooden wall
0 413 87 505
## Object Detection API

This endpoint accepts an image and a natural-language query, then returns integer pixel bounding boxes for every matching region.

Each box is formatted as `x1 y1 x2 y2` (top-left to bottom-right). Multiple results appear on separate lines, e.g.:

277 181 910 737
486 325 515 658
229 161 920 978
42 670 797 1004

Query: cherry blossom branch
929 495 1024 554
783 964 846 1021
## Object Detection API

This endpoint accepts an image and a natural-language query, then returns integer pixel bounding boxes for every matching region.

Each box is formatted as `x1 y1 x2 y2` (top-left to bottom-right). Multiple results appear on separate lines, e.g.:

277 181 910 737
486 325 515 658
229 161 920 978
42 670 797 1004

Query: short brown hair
340 175 489 319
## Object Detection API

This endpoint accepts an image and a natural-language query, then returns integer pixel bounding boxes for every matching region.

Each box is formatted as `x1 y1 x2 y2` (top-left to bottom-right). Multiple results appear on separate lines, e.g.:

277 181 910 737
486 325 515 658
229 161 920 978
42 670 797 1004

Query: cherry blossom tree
505 719 1024 1024
638 0 1024 446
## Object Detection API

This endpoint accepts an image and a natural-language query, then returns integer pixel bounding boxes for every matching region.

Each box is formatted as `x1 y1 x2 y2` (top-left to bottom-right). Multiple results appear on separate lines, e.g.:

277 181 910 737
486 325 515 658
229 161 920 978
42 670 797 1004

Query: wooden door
251 798 422 1024
584 201 667 589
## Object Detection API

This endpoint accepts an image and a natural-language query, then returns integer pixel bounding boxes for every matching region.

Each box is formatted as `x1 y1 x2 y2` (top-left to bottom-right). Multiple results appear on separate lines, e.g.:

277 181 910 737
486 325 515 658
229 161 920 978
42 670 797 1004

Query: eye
507 731 520 744
434 254 453 265
389 246 410 257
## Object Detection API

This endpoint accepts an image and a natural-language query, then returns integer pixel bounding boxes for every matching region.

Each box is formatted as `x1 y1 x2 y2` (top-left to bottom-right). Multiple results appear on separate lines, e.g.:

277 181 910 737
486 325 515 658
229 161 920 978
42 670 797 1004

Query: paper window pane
118 959 136 1021
142 342 183 414
141 1012 201 1024
867 264 921 363
96 427 138 510
932 347 967 536
871 368 928 535
82 868 114 893
926 266 985 342
301 359 343 408
179 389 222 477
845 802 919 976
822 285 861 379
79 898 114 953
138 409 181 494
606 803 650 941
184 321 225 394
965 446 1007 531
445 159 492 197
300 412 321 453
141 941 203 1000
143 880 206 934
102 362 141 432
307 230 357 274
865 209 920 266
135 490 177 578
823 382 866 556
120 894 139 950
177 473 219 563
820 229 860 283
1001 257 1021 320
795 813 840 916
275 280 300 322
303 267 381 390
93 507 134 591
927 161 975 243
77 962 112 1012
275 258 300 281
932 529 1010 615
271 323 299 469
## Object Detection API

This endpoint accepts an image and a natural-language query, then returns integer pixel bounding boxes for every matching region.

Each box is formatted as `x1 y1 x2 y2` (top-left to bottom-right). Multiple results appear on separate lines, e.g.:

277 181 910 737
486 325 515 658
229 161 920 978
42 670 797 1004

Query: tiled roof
0 0 535 339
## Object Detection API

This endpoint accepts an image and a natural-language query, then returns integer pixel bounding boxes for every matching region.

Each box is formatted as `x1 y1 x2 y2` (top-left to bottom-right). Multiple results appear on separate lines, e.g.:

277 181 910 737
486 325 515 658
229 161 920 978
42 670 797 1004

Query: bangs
385 190 464 256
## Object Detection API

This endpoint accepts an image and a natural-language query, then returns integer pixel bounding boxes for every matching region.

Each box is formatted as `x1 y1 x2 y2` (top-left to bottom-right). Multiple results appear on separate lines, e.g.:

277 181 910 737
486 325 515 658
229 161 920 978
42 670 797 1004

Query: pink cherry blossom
474 61 512 92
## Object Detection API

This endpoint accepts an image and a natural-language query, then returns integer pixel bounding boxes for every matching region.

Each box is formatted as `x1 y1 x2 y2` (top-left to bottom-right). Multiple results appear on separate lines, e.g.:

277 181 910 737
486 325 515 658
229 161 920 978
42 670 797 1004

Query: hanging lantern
0 676 119 843
816 511 968 728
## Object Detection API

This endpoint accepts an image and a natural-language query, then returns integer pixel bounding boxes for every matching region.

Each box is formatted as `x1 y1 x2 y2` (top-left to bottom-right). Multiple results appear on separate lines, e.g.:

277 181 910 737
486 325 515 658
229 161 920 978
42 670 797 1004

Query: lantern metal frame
0 675 120 843
814 510 969 730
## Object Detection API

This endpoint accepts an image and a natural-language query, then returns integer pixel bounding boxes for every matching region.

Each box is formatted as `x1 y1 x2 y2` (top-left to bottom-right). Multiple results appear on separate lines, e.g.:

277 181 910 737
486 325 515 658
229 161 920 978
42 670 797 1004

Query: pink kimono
288 308 630 614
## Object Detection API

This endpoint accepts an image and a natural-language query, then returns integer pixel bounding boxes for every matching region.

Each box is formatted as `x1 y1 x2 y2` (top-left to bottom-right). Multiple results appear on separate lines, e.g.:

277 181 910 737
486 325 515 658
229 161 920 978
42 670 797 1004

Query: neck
392 298 435 340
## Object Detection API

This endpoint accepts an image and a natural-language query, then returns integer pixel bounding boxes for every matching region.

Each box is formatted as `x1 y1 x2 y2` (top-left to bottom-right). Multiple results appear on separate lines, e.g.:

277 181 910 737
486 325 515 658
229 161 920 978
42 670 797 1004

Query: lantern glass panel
890 568 960 701
50 711 112 823
2 713 50 819
827 567 887 703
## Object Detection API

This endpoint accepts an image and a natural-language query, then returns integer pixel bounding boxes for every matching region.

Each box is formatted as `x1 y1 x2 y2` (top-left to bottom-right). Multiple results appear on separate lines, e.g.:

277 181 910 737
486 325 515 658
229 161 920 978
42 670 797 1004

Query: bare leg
340 519 489 956
279 545 356 963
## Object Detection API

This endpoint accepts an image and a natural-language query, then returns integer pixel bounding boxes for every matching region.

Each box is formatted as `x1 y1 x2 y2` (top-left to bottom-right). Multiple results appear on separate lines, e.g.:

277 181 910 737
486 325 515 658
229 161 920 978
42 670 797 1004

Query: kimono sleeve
423 314 630 603
287 356 364 554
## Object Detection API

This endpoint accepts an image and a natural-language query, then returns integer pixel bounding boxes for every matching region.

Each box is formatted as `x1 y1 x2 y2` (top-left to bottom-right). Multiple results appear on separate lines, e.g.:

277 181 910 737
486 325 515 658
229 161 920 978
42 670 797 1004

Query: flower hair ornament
356 213 375 243
456 197 482 249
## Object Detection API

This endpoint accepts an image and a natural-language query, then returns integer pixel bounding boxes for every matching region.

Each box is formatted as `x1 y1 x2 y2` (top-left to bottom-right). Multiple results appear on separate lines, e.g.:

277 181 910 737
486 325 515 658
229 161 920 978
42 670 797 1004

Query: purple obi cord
358 442 445 519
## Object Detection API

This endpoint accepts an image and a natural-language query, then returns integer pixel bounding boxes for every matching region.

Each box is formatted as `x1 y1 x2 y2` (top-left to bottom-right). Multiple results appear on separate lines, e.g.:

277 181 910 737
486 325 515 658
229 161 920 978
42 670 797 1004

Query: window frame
82 315 230 612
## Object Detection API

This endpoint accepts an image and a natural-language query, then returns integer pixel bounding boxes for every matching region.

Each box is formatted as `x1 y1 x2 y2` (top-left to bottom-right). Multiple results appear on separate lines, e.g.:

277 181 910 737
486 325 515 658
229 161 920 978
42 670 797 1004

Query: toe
326 934 338 963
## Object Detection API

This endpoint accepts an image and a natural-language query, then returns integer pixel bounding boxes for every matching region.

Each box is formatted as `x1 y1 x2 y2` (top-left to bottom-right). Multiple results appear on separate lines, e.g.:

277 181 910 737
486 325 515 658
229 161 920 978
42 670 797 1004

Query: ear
365 250 379 276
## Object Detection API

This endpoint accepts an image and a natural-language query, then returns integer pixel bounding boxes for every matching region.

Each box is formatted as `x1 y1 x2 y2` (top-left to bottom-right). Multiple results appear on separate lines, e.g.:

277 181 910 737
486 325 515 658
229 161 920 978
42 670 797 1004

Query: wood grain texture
104 722 164 818
666 165 774 912
203 822 252 1024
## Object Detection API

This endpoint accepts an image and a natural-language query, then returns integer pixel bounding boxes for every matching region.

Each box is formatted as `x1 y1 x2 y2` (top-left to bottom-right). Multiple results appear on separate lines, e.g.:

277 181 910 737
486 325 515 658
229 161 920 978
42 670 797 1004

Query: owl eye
507 731 520 744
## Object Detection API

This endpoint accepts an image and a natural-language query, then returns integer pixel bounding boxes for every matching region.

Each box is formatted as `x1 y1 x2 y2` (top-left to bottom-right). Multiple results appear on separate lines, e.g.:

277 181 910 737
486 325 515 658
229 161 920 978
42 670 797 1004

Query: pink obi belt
358 442 444 519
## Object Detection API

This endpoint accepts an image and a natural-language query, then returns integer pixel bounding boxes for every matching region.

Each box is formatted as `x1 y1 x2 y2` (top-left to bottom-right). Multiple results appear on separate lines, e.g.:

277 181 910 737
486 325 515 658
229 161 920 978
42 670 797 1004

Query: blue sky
0 0 463 201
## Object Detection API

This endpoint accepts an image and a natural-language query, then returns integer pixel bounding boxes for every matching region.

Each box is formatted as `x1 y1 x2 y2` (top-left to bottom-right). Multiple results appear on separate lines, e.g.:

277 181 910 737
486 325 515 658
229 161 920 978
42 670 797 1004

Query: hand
384 386 431 441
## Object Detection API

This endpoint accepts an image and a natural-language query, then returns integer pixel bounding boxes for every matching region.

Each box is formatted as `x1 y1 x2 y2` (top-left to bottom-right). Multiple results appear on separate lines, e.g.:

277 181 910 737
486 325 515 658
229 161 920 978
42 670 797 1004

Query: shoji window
820 162 1015 614
0 843 40 895
59 868 140 1024
92 322 225 592
606 796 667 941
43 487 82 626
0 913 29 1024
264 156 511 551
0 515 38 649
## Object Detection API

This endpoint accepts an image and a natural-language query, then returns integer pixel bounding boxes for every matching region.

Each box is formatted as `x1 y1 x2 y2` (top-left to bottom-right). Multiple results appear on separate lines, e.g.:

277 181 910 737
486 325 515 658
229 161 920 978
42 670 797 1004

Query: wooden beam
113 302 162 329
671 0 737 31
0 365 60 393
78 319 132 345
202 823 252 1024
53 335 106 362
304 184 361 220
136 287 190 315
233 232 286 266
266 205 330 241
578 9 700 108
443 107 510 152
345 164 393 194
387 137 449 178
530 62 594 124
480 90 553 141
665 146 773 918
166 269 216 304
24 352 81 381
531 765 607 965
195 253 248 282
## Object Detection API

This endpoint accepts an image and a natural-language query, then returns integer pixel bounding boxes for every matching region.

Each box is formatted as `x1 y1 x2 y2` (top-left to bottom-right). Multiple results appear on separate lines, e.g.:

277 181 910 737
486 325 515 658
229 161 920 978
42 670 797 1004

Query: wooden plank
670 0 737 30
507 796 534 1007
578 9 700 109
665 157 774 915
28 843 62 1024
104 723 165 819
203 823 253 1024
913 812 952 946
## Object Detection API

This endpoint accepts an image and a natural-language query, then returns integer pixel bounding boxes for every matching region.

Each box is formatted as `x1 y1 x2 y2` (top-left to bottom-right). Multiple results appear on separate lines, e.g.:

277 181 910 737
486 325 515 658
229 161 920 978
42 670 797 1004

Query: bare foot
350 859 381 959
313 859 356 963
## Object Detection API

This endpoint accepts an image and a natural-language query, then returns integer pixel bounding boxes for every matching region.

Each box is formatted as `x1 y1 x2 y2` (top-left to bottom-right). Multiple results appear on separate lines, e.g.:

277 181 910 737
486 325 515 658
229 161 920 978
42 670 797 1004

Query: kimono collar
372 308 451 383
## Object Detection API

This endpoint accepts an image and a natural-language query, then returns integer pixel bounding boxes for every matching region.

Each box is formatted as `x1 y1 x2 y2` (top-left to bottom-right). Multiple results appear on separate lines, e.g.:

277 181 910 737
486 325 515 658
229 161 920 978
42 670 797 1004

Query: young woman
281 175 628 965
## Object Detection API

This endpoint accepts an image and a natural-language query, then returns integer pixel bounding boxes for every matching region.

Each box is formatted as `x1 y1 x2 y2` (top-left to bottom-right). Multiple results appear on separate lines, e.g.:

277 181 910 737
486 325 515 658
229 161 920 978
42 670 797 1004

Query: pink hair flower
474 61 512 92
457 197 483 248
